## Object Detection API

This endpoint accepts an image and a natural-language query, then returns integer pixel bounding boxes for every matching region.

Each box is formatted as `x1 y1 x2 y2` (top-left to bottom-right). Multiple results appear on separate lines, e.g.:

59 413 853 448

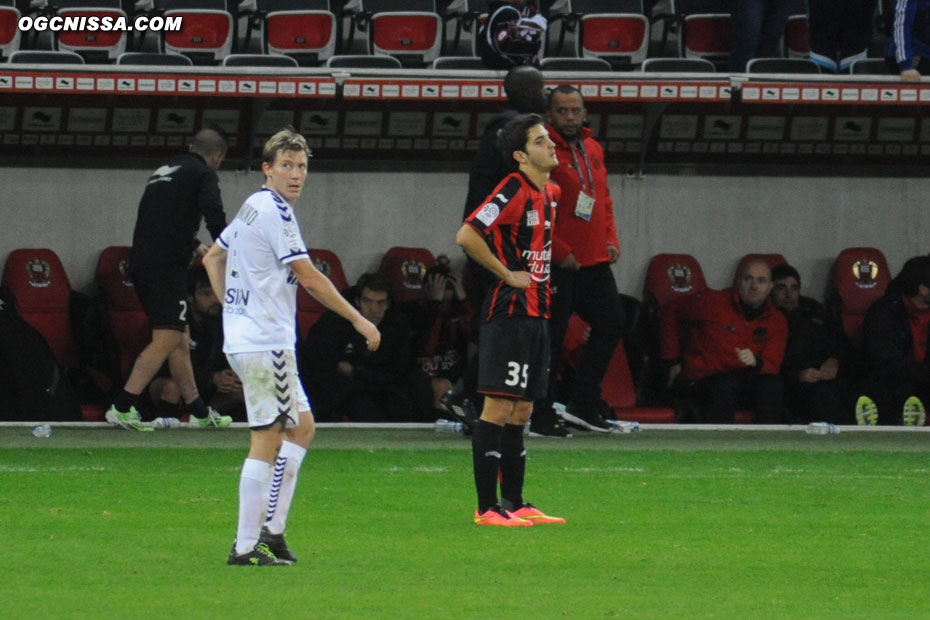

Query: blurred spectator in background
728 0 792 72
401 255 474 424
771 264 854 424
883 0 930 81
149 266 244 420
808 0 877 73
477 1 548 69
662 259 788 423
300 272 414 422
861 256 930 425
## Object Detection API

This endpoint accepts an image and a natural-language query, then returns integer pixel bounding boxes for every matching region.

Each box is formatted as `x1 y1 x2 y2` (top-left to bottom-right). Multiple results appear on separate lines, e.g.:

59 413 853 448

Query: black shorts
477 317 549 400
132 265 189 331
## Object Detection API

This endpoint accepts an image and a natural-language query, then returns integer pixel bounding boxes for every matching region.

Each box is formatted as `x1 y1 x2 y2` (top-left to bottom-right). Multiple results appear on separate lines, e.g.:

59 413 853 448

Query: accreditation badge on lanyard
571 142 595 222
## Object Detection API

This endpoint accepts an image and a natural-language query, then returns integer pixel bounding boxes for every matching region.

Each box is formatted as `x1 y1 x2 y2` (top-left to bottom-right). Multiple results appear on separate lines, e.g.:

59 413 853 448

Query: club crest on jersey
118 259 134 287
526 210 540 227
667 264 693 293
852 259 879 289
25 258 51 288
401 260 427 289
476 202 500 227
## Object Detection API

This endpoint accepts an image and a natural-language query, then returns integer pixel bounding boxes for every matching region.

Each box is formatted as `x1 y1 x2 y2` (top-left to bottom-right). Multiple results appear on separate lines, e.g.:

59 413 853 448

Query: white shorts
227 349 310 429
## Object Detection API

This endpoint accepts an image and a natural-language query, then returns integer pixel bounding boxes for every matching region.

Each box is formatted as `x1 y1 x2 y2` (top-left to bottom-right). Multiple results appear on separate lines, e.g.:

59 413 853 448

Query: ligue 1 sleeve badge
25 258 51 288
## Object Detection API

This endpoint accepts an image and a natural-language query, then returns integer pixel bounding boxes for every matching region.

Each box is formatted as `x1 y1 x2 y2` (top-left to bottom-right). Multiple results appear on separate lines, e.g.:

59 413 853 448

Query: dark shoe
227 542 290 566
557 401 613 433
440 392 478 431
260 526 297 564
528 414 572 438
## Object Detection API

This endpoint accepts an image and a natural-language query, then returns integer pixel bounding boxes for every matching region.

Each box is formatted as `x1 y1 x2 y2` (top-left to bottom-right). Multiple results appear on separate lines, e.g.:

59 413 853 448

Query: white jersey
217 187 308 354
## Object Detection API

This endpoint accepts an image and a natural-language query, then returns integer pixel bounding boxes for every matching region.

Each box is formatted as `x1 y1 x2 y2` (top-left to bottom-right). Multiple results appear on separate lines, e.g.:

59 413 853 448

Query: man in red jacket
534 85 625 434
661 259 788 423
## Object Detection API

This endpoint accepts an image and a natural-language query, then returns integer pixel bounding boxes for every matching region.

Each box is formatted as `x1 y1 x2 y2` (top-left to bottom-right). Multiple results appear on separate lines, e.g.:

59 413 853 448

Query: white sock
235 458 273 555
264 441 307 536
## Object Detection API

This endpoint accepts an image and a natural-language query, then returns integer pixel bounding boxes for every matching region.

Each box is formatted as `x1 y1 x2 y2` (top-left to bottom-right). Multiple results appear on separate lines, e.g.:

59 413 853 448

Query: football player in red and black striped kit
456 113 566 526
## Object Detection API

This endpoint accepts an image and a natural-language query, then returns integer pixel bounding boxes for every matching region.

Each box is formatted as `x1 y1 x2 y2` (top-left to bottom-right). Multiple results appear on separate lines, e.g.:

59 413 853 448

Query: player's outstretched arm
290 258 381 351
203 243 228 305
455 224 531 289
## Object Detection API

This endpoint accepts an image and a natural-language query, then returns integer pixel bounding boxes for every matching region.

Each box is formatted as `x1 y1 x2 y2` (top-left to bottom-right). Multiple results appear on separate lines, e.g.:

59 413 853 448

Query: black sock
499 423 526 511
114 390 138 413
472 419 504 513
185 396 208 418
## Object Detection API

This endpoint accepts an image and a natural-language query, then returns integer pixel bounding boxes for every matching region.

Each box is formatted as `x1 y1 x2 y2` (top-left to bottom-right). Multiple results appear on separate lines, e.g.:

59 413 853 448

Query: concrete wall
2 166 927 301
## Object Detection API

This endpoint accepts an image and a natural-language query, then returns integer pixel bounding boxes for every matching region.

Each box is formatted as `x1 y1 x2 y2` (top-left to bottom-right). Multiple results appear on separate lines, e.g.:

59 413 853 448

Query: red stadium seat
2 248 80 369
379 246 436 305
563 314 676 423
681 13 731 63
264 10 337 63
55 8 128 60
0 5 21 60
645 253 708 309
732 253 787 286
296 249 349 340
95 246 150 382
577 14 649 66
828 247 891 349
784 14 809 58
369 12 443 66
162 9 233 62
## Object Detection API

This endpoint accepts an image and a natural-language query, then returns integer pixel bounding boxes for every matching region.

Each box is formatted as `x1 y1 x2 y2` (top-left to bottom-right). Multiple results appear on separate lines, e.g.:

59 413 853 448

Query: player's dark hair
894 256 930 297
770 263 800 285
498 113 544 168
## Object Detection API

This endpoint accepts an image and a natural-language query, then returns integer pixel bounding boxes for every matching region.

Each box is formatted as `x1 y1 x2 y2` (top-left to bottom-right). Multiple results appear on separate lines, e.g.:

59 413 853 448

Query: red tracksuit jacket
661 288 788 382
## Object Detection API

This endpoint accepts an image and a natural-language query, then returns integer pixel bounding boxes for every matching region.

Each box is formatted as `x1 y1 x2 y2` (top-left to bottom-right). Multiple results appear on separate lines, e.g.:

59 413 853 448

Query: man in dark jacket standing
862 256 930 425
106 128 230 431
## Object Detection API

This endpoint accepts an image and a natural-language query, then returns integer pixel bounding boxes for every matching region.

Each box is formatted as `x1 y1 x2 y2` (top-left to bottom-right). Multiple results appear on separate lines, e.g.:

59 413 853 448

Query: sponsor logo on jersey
526 210 539 227
522 244 551 282
225 287 250 306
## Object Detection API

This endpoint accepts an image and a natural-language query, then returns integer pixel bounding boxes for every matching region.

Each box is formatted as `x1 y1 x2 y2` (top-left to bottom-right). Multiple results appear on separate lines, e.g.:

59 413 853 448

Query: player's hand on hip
506 271 533 289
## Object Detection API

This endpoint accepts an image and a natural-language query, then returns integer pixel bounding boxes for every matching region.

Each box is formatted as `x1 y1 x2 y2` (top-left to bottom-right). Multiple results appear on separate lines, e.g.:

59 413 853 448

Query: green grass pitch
2 427 929 619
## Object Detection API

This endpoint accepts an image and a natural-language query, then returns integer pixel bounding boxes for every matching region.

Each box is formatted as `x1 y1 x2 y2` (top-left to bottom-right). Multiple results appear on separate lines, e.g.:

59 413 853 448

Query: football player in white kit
203 128 381 566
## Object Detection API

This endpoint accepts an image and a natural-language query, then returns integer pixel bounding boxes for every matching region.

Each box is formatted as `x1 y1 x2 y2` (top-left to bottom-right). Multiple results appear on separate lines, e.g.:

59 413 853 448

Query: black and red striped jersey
465 170 559 321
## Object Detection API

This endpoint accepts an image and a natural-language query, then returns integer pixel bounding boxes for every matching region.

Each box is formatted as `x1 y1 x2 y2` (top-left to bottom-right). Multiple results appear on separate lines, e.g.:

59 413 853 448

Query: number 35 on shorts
505 361 529 388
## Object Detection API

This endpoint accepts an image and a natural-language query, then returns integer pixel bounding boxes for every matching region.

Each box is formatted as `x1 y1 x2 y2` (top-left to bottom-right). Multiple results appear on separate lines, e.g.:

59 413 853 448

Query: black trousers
678 371 785 424
784 378 857 425
808 0 875 71
545 262 625 407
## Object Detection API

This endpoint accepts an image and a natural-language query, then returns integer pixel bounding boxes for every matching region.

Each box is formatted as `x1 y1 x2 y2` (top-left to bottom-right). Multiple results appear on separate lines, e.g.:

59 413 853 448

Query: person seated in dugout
859 256 930 426
661 259 788 424
770 263 856 425
299 272 416 422
399 255 474 424
148 266 245 420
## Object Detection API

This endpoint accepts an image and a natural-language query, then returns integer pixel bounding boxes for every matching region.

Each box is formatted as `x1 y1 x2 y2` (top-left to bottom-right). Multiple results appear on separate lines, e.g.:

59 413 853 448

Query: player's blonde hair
262 126 312 165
